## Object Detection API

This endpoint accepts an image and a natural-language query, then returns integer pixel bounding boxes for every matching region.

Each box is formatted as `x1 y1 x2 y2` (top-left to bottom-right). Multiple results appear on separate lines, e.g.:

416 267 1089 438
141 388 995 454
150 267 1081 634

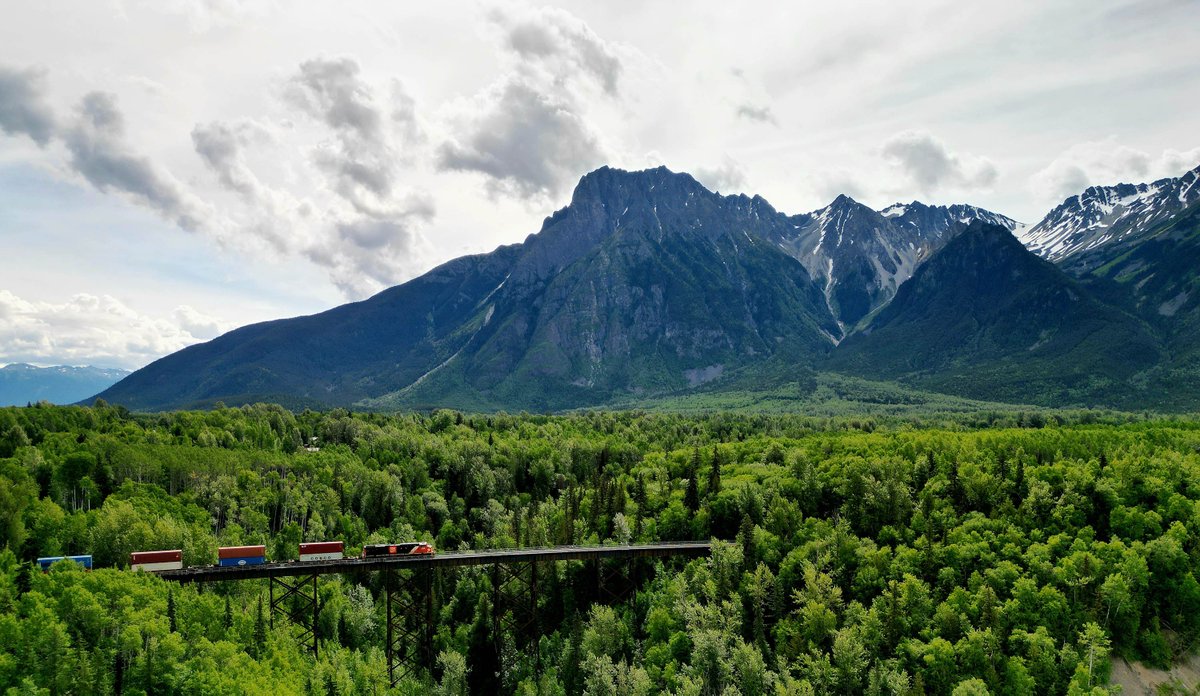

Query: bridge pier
385 566 434 688
269 574 319 657
492 561 541 672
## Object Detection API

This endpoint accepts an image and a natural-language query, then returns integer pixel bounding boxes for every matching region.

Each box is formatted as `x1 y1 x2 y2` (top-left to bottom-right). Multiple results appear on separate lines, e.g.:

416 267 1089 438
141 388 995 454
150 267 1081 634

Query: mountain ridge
1 363 130 406
89 163 1200 413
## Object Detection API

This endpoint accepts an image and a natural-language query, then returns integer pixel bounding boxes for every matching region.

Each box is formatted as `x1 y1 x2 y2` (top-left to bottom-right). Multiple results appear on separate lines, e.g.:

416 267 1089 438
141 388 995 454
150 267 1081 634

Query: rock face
768 196 1019 331
828 221 1163 406
93 162 1200 413
96 167 842 411
388 166 842 410
1018 164 1200 273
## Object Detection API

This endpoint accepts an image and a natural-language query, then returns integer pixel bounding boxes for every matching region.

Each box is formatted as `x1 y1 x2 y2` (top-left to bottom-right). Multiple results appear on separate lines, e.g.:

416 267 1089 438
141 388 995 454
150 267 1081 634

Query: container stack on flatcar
298 541 344 562
361 541 434 557
36 555 92 571
218 545 266 567
130 549 183 572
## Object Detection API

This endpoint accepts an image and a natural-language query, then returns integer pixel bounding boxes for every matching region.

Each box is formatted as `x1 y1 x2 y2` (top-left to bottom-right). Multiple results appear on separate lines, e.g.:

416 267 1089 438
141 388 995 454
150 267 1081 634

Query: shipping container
217 545 266 567
130 549 183 572
298 541 344 562
37 555 93 571
219 556 265 567
218 545 266 559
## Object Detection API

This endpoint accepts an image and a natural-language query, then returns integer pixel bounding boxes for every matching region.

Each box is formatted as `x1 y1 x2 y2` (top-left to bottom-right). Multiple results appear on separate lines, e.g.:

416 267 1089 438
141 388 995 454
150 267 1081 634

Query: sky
1 0 1198 370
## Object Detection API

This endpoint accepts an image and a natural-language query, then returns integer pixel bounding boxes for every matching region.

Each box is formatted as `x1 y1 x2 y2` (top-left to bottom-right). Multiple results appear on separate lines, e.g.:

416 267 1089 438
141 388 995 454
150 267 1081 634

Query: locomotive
361 541 434 557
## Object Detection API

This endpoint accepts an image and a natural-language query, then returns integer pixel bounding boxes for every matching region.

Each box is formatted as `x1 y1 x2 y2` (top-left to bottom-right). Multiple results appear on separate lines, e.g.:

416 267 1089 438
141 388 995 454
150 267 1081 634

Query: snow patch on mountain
1019 164 1200 266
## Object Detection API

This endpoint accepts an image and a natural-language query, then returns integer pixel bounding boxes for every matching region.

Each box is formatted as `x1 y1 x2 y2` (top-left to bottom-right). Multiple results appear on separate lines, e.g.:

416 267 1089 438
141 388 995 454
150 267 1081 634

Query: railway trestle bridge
160 542 712 687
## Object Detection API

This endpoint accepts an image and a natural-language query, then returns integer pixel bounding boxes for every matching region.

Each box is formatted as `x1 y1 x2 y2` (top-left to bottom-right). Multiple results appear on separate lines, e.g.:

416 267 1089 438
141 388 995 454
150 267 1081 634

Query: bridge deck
158 542 711 583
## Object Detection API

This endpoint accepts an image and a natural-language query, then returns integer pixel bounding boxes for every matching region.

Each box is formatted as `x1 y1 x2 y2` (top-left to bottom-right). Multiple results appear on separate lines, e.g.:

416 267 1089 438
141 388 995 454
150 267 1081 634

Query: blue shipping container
36 555 93 571
218 556 265 567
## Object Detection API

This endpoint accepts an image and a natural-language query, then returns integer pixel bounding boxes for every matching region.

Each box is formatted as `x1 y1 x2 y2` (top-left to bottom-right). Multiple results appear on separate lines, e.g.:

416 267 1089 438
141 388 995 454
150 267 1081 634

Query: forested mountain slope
829 222 1164 407
92 164 1200 413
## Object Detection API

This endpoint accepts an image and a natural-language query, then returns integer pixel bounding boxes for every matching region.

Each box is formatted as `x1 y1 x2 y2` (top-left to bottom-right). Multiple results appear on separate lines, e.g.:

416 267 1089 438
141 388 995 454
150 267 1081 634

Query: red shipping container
131 550 182 564
298 541 344 555
218 545 266 559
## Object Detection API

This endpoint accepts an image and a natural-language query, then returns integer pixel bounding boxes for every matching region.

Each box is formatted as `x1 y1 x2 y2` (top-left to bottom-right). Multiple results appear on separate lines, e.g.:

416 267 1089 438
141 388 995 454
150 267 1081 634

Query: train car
298 541 344 562
36 555 93 572
130 549 183 572
361 541 435 558
218 545 266 567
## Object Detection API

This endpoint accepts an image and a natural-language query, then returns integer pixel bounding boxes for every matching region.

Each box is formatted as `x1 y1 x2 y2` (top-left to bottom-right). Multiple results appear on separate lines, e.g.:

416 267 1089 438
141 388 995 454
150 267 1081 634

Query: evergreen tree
708 445 722 498
684 475 700 514
253 596 267 658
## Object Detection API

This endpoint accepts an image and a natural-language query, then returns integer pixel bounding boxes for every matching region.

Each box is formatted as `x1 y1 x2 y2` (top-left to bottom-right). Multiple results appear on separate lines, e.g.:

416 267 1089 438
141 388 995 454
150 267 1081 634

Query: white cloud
187 57 437 299
881 130 998 194
0 289 231 369
438 78 607 200
1031 139 1200 204
694 156 748 194
64 92 207 233
436 3 626 202
487 3 623 96
735 103 777 125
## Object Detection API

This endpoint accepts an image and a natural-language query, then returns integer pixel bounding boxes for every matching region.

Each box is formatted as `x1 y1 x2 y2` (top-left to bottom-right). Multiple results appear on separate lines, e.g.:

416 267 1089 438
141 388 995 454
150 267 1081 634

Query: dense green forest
2 403 1200 694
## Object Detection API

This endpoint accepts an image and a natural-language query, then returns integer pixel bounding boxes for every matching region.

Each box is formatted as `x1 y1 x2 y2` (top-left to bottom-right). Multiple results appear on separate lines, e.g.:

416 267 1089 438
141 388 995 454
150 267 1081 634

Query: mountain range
1 363 130 407
93 162 1200 413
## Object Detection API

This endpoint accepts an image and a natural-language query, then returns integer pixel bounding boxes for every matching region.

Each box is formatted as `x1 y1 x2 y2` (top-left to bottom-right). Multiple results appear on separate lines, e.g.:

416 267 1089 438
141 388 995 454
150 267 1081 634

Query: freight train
37 541 434 573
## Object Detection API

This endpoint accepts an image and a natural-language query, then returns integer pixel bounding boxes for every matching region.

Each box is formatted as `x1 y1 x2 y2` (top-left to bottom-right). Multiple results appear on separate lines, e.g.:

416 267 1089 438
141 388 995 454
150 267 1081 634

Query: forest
2 402 1200 695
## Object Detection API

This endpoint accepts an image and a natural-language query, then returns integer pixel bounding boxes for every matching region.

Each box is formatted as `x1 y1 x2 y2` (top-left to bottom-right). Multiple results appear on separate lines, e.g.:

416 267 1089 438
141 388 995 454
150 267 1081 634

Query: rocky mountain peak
1019 162 1200 270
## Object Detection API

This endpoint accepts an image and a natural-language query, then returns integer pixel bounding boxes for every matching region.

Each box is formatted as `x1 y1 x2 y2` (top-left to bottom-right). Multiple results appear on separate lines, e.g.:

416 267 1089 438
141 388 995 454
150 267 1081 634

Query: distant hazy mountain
1 364 130 406
92 163 1200 413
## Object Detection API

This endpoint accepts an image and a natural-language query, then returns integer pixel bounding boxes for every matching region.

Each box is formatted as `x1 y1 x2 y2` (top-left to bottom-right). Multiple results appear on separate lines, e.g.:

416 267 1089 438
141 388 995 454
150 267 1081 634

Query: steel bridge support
593 556 638 605
269 574 319 658
385 566 434 688
491 561 541 672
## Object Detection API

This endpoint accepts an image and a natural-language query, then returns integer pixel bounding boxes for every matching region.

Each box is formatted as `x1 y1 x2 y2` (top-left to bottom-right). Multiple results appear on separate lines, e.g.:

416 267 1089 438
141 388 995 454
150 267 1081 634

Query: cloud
1031 138 1200 203
735 103 777 125
881 130 998 193
63 91 205 232
191 57 437 299
437 4 623 201
489 4 623 95
439 79 606 200
191 121 258 198
694 157 748 193
284 57 417 206
0 65 56 146
170 304 228 340
0 289 231 369
193 114 435 298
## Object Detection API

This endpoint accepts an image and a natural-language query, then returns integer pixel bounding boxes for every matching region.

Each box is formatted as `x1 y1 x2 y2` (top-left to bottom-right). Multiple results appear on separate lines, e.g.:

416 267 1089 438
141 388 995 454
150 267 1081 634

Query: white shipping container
299 552 344 562
131 561 184 572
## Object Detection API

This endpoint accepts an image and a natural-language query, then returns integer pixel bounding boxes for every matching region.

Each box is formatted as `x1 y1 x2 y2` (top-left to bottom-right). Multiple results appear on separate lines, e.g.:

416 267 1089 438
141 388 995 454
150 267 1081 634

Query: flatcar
361 542 434 558
298 541 344 562
130 549 183 572
37 555 92 571
218 545 266 567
